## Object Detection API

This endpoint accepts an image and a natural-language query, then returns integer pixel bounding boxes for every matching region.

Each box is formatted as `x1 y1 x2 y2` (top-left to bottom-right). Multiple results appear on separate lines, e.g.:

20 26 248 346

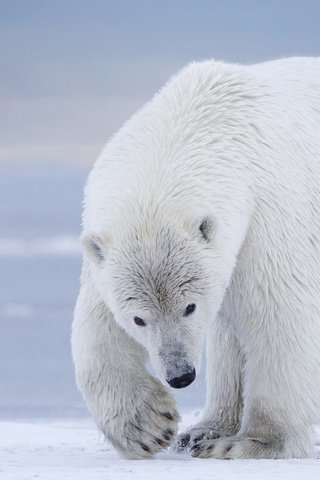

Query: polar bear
72 57 320 459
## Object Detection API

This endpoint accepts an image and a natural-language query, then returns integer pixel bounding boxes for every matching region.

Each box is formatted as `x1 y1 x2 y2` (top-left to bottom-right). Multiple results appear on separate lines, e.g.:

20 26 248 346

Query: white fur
72 57 320 459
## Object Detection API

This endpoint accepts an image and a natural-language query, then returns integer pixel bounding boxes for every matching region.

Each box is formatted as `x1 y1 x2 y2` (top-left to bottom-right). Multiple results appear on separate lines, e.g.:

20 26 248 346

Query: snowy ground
2 412 320 480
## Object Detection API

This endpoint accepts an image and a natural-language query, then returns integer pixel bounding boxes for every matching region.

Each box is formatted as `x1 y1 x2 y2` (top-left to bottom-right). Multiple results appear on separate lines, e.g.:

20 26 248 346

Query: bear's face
82 216 215 388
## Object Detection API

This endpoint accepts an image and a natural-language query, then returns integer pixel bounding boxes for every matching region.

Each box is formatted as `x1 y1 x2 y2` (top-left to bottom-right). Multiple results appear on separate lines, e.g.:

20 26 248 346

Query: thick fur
72 57 320 459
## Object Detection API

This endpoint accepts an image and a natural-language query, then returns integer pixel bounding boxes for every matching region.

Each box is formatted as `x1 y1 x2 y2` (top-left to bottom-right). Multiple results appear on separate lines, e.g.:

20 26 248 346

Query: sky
1 0 320 168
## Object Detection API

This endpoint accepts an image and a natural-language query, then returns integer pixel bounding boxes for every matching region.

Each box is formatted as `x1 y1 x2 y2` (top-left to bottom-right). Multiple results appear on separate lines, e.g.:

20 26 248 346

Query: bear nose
166 368 196 389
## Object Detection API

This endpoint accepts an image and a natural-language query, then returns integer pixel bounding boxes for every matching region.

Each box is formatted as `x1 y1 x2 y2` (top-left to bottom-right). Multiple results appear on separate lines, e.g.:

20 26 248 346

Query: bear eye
134 316 146 327
184 303 196 316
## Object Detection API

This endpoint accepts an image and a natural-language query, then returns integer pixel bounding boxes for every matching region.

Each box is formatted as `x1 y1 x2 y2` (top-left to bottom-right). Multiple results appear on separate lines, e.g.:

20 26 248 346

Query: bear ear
198 216 215 243
80 232 112 264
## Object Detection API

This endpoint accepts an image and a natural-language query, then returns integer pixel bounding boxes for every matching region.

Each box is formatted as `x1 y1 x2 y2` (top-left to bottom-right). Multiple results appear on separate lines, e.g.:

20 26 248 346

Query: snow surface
2 412 320 480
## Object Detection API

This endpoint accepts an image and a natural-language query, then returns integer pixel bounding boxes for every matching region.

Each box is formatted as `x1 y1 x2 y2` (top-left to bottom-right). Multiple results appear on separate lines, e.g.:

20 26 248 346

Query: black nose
166 368 196 389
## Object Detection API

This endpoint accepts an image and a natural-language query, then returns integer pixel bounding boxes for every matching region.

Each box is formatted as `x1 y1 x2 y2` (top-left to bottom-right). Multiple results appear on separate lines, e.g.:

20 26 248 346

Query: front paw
107 378 180 458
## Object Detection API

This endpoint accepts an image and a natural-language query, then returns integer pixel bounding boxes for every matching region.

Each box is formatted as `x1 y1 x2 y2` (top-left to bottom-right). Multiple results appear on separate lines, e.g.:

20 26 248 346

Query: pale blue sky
2 0 320 167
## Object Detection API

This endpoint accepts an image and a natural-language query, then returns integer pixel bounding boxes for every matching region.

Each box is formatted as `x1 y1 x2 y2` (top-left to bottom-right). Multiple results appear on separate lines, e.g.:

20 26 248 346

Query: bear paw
107 378 180 459
189 435 284 459
174 422 236 453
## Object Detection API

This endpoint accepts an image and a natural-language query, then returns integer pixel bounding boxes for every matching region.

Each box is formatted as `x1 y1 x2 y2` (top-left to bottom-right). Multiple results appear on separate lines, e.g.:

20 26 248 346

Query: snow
1 413 320 480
